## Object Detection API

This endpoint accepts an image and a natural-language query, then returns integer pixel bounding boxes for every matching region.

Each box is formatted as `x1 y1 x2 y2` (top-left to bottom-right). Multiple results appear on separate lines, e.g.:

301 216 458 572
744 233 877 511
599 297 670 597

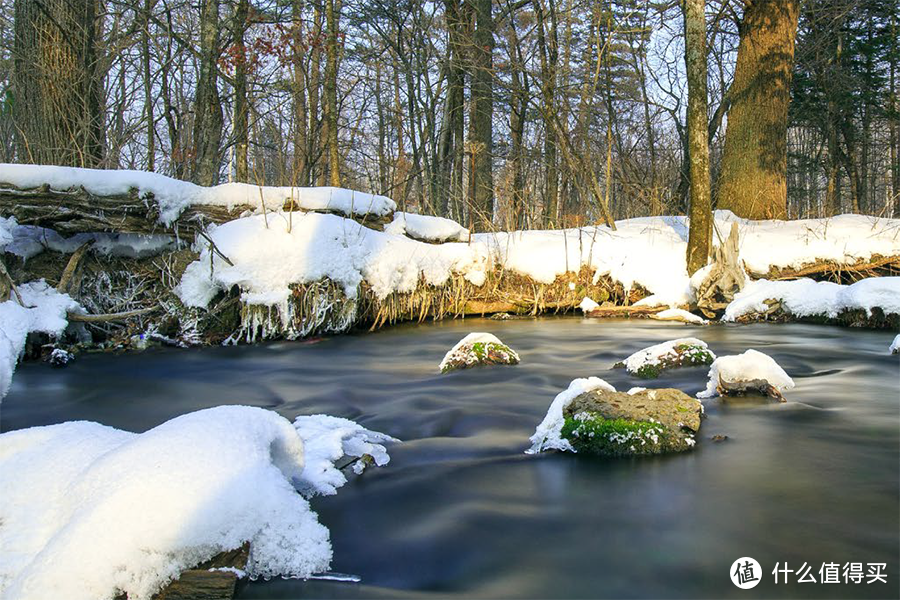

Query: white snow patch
698 349 794 399
384 212 469 242
653 308 708 324
723 277 900 321
620 338 714 375
578 297 600 312
0 164 396 224
0 406 337 600
0 280 80 399
527 377 616 454
292 415 397 497
890 334 899 354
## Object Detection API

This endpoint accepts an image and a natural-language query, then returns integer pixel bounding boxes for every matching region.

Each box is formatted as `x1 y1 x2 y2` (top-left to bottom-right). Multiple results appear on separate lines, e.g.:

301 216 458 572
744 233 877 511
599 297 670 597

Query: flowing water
3 318 898 598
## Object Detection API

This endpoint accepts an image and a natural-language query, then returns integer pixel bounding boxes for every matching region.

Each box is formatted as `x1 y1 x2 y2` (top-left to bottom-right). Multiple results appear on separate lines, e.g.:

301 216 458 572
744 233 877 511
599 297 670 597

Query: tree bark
717 0 800 220
13 0 104 167
467 0 494 231
683 0 712 275
292 0 309 186
192 0 224 185
233 0 250 182
323 0 341 187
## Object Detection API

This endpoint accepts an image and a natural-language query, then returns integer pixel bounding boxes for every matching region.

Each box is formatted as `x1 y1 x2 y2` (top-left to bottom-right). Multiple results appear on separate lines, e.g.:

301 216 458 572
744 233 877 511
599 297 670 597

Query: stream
3 317 898 598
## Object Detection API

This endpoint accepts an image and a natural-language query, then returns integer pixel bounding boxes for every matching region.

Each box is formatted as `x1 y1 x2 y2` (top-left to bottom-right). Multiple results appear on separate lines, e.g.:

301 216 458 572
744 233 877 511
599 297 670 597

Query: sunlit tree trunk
192 0 224 185
323 0 341 186
233 0 249 182
467 0 493 231
683 0 711 275
717 0 800 220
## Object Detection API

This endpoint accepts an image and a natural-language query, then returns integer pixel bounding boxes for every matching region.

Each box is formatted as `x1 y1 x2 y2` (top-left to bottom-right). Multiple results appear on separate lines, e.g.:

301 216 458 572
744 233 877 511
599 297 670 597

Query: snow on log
0 164 396 236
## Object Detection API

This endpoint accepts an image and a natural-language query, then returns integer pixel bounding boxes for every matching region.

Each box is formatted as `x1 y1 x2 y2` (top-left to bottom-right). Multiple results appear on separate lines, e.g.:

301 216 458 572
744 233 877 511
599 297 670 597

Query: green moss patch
561 413 670 457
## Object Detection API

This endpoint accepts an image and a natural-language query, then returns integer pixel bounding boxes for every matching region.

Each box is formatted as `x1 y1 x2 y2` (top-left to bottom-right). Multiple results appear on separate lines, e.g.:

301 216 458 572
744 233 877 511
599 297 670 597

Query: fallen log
584 305 666 318
0 183 248 237
763 254 900 282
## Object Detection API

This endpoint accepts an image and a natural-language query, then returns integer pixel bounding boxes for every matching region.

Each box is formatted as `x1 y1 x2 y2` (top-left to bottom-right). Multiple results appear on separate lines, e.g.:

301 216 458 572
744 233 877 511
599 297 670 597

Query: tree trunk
891 11 899 217
13 0 104 167
292 0 309 185
142 0 155 171
233 0 250 183
192 0 223 185
683 0 712 275
323 0 341 187
534 0 558 228
717 0 800 220
467 0 493 231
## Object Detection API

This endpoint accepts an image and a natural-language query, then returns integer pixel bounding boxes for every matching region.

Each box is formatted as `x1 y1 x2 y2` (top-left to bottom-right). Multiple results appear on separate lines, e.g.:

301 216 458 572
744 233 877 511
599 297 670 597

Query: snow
578 297 600 312
438 332 519 372
0 405 394 600
0 280 80 399
620 338 714 374
0 406 333 600
890 334 899 354
697 349 794 399
292 415 398 497
653 308 708 324
176 212 489 316
723 277 900 321
384 212 469 242
0 164 396 224
526 377 616 454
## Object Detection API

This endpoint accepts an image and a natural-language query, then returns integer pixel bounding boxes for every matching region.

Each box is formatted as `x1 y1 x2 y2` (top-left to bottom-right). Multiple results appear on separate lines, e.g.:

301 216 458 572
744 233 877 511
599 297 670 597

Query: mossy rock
616 340 715 379
439 333 520 373
561 388 702 456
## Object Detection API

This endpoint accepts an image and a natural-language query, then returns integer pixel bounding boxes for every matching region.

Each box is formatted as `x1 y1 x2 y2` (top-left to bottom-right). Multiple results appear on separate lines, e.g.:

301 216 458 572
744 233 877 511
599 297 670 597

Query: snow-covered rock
578 297 600 312
615 338 715 378
698 349 794 401
0 406 394 600
384 212 469 243
528 379 702 457
723 277 900 321
439 332 520 373
527 378 616 454
890 334 899 355
0 280 81 399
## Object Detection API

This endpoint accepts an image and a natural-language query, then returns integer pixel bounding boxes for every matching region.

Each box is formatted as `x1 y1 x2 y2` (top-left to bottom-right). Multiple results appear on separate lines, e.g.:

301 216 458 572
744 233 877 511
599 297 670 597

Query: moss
674 343 715 366
561 413 669 457
635 363 661 379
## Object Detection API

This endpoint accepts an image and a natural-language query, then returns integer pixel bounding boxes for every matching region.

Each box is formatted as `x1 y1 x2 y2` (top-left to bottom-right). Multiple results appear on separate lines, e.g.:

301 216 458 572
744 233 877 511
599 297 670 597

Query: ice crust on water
527 377 616 454
697 349 794 399
0 406 395 600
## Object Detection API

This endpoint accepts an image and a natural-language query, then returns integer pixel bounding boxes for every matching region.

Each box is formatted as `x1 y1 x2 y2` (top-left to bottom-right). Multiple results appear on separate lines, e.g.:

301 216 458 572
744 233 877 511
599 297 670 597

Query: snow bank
0 281 80 399
620 338 714 375
0 164 396 224
384 212 469 242
176 212 489 314
293 415 398 497
723 277 900 321
0 405 395 600
698 349 794 399
526 378 616 454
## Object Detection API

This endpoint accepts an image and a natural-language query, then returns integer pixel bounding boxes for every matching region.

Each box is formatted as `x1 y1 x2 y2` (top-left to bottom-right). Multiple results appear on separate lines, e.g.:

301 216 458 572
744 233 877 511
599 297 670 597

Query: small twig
196 231 234 266
67 306 160 323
